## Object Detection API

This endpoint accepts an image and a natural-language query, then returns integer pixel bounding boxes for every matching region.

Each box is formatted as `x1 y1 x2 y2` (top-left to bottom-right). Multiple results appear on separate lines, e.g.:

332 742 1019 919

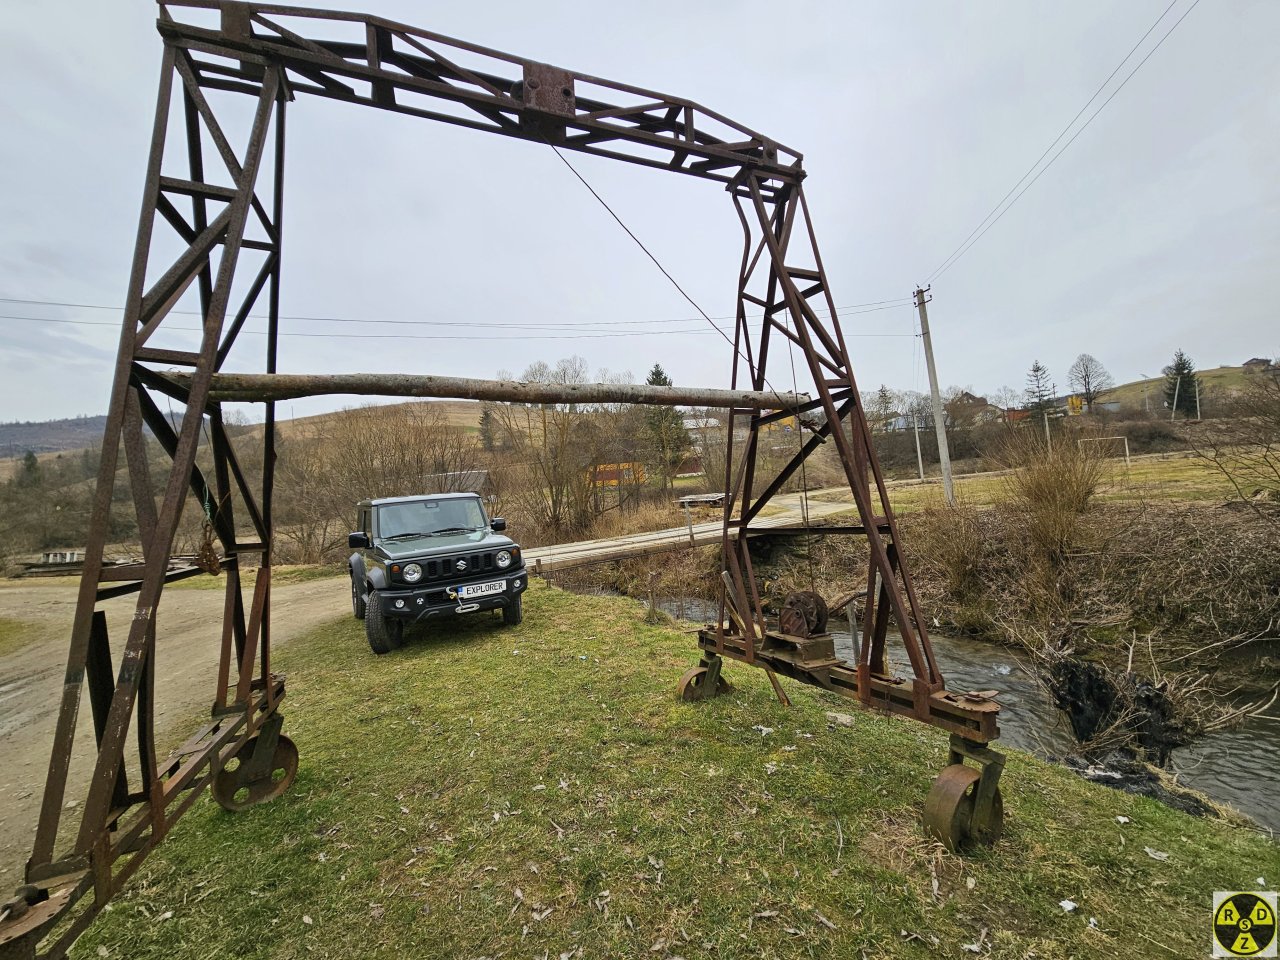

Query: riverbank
74 583 1277 959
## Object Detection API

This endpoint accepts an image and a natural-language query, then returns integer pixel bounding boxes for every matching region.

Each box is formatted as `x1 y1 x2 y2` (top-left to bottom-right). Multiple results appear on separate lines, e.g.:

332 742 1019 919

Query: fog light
513 579 522 588
395 599 406 608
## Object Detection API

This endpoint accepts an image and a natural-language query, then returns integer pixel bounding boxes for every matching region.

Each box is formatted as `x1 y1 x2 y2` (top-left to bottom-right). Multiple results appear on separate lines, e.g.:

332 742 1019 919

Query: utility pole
1195 378 1201 420
915 287 954 505
911 413 925 481
1171 376 1180 423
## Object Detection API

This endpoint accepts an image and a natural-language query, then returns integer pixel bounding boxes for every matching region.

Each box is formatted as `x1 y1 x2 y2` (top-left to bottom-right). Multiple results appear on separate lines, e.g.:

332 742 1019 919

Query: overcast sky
1 0 1277 424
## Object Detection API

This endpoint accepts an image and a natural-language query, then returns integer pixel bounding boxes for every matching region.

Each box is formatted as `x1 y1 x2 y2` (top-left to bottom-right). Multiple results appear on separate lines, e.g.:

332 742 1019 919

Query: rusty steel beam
156 0 803 191
1 5 1006 956
162 371 810 409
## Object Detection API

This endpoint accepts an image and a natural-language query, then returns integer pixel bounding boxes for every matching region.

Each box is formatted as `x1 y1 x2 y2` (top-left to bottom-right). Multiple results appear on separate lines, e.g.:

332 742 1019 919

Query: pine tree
478 404 496 452
644 364 690 493
1162 349 1199 418
869 384 897 432
1024 361 1054 415
17 450 41 489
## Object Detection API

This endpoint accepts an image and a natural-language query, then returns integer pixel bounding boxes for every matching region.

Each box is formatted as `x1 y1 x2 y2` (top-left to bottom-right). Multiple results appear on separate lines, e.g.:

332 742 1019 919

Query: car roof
360 492 484 507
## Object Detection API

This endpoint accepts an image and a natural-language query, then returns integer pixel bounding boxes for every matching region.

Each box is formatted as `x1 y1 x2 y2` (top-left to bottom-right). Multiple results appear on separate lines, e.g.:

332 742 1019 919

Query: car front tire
502 594 523 627
351 574 367 620
365 590 404 654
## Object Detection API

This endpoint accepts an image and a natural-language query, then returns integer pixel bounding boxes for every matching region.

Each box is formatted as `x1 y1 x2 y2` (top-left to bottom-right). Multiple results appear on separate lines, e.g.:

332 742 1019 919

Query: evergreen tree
1024 361 1055 415
869 384 898 432
478 404 496 453
1162 349 1199 418
644 364 690 493
17 450 41 489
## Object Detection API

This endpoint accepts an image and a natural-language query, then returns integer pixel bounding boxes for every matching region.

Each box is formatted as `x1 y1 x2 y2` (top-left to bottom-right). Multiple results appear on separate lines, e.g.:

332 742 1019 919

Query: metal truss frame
0 4 1000 956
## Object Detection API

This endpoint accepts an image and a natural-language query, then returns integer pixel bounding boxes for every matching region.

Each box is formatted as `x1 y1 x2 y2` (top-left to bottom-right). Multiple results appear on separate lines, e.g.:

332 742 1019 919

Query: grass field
71 583 1277 959
1097 365 1247 411
809 452 1235 515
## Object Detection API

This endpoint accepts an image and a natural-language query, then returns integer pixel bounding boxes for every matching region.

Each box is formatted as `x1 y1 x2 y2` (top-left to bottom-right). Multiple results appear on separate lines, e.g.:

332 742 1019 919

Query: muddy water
646 595 1279 832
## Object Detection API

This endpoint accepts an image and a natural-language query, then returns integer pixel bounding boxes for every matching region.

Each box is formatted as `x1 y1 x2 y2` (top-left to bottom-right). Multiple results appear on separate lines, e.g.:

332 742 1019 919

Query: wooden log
161 372 811 410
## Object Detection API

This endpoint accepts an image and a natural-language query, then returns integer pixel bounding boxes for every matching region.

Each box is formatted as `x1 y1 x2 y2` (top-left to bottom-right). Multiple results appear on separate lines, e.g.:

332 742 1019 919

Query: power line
0 295 911 329
1 312 916 341
925 0 1199 283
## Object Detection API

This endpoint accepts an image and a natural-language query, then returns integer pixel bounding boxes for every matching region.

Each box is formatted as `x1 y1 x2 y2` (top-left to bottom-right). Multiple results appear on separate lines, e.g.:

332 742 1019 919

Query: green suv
348 493 526 654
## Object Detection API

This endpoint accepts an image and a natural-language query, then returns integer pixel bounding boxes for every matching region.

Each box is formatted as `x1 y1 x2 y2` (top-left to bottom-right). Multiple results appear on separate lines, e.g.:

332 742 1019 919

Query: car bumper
378 570 527 620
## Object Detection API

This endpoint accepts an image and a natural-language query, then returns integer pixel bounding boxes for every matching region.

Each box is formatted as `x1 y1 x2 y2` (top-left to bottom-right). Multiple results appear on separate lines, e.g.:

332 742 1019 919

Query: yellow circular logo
1216 894 1277 957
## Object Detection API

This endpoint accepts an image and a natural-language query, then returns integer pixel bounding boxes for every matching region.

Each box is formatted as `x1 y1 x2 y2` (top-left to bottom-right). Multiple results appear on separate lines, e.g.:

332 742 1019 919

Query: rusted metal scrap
0 3 1003 956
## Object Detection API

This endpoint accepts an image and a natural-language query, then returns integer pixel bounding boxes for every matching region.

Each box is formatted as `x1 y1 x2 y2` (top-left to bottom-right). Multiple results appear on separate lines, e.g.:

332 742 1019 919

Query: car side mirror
348 531 371 549
490 518 507 532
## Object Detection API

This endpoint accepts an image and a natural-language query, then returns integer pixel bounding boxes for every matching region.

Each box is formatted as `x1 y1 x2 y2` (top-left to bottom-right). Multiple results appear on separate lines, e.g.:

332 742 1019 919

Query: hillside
1098 364 1248 412
268 398 483 441
0 415 110 459
0 399 483 481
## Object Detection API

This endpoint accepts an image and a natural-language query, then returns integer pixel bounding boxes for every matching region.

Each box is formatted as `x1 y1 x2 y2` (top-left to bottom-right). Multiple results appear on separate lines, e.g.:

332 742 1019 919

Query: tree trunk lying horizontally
161 372 813 411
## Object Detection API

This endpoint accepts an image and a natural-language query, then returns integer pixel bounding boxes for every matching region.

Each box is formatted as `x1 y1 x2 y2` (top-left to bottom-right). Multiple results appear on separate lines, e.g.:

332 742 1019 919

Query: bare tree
1189 368 1280 526
1067 354 1115 412
273 402 481 562
488 356 604 538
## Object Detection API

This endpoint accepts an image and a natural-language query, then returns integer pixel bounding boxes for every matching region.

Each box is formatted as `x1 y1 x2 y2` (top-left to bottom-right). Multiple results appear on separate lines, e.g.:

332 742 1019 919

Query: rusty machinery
0 3 1003 956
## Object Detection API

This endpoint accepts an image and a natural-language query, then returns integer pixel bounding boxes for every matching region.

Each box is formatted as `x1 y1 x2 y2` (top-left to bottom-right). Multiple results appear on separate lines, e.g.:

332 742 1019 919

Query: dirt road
0 573 348 879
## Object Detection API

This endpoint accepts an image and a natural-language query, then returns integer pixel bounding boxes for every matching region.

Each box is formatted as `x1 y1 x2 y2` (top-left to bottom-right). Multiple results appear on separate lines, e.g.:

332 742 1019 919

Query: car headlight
496 550 512 569
402 562 423 583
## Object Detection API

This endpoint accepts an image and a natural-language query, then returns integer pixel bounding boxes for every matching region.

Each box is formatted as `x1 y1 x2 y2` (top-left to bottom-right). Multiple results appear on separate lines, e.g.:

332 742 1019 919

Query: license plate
459 579 505 598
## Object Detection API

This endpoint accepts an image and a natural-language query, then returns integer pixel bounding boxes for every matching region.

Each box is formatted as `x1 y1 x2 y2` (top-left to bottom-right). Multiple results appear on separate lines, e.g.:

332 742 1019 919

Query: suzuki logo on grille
455 559 467 571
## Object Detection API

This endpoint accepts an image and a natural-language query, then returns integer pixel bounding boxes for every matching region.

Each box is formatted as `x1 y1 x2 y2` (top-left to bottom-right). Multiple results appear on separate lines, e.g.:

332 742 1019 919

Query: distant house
1244 357 1274 374
944 391 1003 427
682 416 720 434
588 463 646 487
39 549 85 565
884 412 925 432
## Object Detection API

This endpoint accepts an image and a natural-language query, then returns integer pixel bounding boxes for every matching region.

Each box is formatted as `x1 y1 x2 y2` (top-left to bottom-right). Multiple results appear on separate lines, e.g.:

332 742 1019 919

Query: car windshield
376 498 486 539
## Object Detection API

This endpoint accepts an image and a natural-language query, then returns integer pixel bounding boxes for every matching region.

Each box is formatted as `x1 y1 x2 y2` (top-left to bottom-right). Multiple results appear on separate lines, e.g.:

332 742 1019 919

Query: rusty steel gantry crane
0 4 1004 956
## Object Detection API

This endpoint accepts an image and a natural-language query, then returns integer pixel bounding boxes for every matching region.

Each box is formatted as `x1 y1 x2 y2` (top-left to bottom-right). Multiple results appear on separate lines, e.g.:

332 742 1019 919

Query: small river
900 630 1279 833
643 593 1279 832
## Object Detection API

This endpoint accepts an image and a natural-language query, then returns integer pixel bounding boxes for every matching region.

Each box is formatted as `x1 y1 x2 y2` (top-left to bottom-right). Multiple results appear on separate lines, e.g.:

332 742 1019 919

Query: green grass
809 453 1235 514
0 616 33 657
73 583 1277 959
1099 365 1248 410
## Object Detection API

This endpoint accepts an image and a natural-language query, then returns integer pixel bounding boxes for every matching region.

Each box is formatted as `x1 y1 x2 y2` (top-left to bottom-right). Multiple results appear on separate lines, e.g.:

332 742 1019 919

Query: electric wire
0 295 912 324
924 0 1179 282
924 0 1199 283
0 312 916 341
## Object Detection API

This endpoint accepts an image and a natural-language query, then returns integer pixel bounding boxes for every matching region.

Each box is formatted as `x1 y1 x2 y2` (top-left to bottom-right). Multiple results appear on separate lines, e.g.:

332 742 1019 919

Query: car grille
420 552 498 582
